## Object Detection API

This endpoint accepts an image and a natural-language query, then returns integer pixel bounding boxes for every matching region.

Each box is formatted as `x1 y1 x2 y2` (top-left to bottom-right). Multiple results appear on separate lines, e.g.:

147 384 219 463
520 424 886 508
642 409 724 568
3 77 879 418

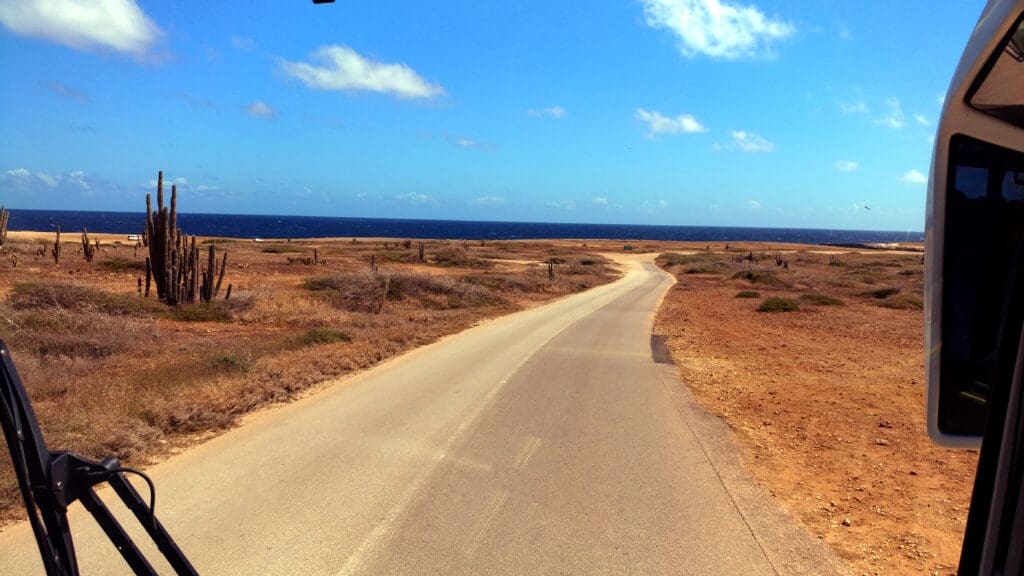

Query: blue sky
0 1 982 231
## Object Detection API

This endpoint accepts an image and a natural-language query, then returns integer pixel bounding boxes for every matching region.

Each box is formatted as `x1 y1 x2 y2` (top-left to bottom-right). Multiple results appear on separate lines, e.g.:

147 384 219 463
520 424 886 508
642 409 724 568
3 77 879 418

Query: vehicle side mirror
927 7 1024 448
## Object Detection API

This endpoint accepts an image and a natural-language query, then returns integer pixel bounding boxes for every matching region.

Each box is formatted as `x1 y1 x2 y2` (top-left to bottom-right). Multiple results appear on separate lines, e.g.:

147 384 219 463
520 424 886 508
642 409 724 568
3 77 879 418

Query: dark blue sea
4 209 924 245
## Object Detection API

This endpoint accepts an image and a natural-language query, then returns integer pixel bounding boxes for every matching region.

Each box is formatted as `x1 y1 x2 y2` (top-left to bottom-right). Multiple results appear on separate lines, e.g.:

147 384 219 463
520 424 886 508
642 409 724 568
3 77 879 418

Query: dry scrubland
654 244 977 576
0 231 620 523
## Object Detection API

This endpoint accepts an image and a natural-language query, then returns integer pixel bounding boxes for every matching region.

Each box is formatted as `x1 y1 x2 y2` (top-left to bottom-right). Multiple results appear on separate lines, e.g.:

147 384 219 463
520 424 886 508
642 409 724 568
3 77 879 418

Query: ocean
4 209 924 245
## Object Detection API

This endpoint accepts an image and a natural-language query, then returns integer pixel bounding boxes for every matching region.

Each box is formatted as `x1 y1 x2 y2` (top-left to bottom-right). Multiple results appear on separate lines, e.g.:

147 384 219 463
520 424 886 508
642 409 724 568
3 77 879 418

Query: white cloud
591 196 609 206
641 0 794 60
527 106 566 119
35 172 58 187
470 196 505 206
746 200 762 210
837 23 852 40
913 114 929 126
278 45 444 99
231 36 256 51
0 0 161 58
640 199 670 213
446 135 494 151
635 108 706 136
835 160 859 172
901 169 927 185
546 200 577 211
6 168 30 178
396 192 435 204
246 101 275 118
937 93 946 106
716 130 774 153
875 97 906 129
67 170 90 189
838 100 868 115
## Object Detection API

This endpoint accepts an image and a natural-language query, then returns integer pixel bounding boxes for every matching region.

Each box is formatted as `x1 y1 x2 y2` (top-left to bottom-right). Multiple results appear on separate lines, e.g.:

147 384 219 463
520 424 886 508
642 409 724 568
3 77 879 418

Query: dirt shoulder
653 244 977 576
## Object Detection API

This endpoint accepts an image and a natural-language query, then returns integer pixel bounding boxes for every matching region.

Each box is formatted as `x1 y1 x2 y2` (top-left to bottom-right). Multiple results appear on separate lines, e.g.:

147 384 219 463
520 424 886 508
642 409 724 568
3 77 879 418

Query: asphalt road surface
0 255 848 575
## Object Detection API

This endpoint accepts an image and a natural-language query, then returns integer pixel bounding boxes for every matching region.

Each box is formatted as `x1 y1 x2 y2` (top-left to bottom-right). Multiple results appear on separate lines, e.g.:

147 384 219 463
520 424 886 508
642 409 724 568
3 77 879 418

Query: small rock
876 438 890 446
842 518 852 527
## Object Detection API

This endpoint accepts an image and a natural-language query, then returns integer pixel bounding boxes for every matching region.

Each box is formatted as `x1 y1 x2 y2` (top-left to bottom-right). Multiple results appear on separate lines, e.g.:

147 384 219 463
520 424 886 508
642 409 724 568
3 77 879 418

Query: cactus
144 170 227 305
51 226 61 264
548 261 555 282
81 228 96 262
418 241 425 262
0 205 8 247
199 244 227 302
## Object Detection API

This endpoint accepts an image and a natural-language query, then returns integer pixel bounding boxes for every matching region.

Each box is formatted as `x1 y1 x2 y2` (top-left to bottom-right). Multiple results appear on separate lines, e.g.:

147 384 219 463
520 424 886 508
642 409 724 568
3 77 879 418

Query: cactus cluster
145 171 230 305
81 228 97 262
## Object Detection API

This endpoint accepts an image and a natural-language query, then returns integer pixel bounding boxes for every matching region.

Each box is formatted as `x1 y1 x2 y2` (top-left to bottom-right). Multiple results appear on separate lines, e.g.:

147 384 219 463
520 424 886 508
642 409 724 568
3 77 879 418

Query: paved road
0 255 846 575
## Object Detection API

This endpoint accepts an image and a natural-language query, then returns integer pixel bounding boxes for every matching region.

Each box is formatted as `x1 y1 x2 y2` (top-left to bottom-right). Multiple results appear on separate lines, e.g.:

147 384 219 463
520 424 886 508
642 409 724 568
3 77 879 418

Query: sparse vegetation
731 270 790 287
880 293 924 310
299 328 352 346
735 290 761 298
757 297 800 313
862 287 901 299
799 294 844 306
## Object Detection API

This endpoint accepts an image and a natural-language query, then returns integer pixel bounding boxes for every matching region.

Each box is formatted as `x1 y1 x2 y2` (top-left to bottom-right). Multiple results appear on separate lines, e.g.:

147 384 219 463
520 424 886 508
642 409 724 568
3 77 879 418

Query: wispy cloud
641 0 794 60
0 0 162 58
635 108 706 137
4 168 93 190
230 36 256 51
913 114 930 126
875 97 906 129
901 169 927 185
591 196 609 206
278 45 444 99
546 200 576 211
470 196 505 206
837 99 867 115
446 135 494 151
396 192 435 204
246 100 275 118
715 130 774 153
527 106 566 119
640 199 669 213
746 200 762 210
835 160 859 172
43 80 89 103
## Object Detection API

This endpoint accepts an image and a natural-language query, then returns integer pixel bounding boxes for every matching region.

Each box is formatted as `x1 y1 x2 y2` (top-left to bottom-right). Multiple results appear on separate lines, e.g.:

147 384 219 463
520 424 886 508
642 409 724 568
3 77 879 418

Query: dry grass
0 234 620 524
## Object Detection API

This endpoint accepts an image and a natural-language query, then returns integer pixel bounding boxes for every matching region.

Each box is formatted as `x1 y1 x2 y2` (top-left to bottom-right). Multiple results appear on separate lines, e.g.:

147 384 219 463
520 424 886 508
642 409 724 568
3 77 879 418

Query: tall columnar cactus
0 205 9 247
51 226 61 264
81 228 96 262
145 171 228 305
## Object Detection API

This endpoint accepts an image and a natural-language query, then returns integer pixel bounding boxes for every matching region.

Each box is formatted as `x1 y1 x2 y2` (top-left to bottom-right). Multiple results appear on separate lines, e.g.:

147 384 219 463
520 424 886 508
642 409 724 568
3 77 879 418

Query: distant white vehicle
253 238 265 243
127 234 141 241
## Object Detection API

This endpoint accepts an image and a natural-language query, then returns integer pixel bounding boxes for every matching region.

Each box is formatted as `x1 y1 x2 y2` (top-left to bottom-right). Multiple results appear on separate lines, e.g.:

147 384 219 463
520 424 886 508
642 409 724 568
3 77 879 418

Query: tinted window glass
940 135 1024 435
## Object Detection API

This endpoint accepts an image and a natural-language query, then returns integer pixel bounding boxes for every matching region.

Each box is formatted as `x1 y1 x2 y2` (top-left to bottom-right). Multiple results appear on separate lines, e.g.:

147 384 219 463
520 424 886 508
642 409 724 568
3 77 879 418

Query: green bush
731 270 789 287
735 291 760 298
163 304 233 322
880 293 924 310
99 257 146 272
757 297 800 313
861 287 900 299
799 294 844 306
300 328 351 346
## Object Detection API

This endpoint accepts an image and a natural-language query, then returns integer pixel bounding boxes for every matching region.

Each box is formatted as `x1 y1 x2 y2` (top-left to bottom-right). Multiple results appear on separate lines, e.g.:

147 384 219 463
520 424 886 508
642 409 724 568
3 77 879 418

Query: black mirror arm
0 341 198 576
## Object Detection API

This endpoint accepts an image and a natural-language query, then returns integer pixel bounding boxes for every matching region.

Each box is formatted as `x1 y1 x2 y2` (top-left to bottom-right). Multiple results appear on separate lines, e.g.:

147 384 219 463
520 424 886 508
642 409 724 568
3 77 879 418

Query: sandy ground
653 245 977 576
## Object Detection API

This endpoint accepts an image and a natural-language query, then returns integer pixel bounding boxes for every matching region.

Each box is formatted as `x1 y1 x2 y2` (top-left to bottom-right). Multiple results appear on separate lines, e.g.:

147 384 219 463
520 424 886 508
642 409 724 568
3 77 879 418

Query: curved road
0 255 846 575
